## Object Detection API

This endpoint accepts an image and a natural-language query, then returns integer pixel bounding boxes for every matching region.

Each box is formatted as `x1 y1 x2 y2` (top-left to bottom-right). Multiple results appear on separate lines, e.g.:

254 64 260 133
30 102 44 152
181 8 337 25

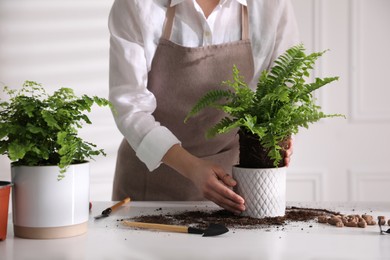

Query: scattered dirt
123 206 339 230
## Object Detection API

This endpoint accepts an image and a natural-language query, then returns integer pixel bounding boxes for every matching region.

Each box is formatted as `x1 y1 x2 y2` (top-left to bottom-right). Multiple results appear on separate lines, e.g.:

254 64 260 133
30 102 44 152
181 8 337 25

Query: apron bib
112 3 254 201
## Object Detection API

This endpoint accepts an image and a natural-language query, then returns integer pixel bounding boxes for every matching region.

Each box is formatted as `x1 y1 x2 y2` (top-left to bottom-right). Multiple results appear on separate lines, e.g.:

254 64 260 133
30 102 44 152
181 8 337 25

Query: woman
109 0 298 214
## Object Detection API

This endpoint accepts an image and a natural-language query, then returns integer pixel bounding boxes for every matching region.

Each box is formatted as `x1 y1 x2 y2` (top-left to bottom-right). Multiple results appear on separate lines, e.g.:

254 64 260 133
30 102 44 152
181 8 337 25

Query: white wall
0 0 120 201
1 0 389 202
289 0 390 202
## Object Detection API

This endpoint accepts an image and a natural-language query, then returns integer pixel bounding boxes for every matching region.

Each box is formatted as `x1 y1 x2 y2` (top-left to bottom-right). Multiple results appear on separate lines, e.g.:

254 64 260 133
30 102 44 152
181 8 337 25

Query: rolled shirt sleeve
108 1 180 171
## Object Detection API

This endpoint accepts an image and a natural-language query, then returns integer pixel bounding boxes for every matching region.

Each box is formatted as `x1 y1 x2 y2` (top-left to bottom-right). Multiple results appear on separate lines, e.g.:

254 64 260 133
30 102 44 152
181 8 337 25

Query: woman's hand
284 137 294 167
162 144 245 214
186 159 245 214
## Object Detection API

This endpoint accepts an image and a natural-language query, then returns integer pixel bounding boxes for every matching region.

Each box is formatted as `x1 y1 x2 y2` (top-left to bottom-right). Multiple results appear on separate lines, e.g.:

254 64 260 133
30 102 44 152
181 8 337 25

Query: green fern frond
263 44 306 88
206 117 240 138
184 89 232 123
302 77 339 96
222 65 248 92
221 65 254 116
185 44 345 167
255 45 306 113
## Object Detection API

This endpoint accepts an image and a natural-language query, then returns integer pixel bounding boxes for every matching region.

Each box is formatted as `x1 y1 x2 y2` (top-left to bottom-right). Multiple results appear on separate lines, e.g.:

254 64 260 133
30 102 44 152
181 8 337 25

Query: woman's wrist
162 144 200 180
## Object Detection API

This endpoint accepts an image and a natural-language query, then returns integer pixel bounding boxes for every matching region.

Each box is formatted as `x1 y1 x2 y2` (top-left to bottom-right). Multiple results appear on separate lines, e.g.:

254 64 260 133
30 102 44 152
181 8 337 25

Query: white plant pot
233 166 286 218
11 162 90 239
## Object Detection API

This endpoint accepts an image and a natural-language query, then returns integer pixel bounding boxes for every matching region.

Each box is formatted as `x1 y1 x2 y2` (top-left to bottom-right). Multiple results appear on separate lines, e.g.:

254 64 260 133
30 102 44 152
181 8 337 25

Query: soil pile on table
126 206 339 229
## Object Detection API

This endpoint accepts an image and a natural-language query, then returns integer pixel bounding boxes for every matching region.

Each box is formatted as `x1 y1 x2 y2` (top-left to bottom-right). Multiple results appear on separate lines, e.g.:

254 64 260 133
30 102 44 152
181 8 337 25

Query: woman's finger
219 173 237 187
205 188 245 214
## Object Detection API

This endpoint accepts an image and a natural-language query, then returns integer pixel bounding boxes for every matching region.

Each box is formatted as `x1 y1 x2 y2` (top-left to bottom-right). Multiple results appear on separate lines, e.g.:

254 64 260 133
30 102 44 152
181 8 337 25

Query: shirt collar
170 0 247 7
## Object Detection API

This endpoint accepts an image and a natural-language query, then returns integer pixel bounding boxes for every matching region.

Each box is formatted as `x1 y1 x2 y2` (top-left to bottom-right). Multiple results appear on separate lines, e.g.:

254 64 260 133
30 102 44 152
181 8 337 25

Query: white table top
1 201 390 260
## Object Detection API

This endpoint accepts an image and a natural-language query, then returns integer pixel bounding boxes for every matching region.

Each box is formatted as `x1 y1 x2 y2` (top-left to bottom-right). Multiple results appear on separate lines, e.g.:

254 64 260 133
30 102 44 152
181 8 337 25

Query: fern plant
0 81 112 179
185 44 345 168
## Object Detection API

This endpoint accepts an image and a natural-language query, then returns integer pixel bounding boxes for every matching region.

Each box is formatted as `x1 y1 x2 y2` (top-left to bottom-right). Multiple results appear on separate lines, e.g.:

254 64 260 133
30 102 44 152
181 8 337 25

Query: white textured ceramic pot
233 166 286 218
11 162 89 239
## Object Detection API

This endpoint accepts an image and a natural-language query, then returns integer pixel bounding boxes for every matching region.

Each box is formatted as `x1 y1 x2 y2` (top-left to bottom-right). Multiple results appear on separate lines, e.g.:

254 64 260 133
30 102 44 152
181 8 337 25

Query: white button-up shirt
109 0 299 171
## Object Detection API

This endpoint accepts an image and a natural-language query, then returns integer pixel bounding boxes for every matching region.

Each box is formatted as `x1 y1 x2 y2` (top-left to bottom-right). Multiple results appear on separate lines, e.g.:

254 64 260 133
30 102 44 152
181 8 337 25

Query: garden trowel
94 197 131 220
122 221 229 237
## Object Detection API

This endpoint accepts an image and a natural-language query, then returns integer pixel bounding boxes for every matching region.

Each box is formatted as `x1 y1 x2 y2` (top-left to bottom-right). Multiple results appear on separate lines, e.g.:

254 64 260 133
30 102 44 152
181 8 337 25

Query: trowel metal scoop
122 221 229 237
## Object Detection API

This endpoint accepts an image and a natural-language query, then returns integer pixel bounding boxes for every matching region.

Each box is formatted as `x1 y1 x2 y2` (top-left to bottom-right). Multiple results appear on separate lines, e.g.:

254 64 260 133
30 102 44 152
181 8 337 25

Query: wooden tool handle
111 197 131 212
123 221 188 234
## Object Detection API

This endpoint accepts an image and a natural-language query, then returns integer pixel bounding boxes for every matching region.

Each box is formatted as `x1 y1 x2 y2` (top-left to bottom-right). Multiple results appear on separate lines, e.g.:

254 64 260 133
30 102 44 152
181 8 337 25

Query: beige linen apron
112 3 254 201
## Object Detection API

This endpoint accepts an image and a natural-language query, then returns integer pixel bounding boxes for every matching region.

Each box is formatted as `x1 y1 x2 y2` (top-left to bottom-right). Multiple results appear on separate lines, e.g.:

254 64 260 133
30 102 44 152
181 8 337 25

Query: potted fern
0 81 111 238
185 44 344 218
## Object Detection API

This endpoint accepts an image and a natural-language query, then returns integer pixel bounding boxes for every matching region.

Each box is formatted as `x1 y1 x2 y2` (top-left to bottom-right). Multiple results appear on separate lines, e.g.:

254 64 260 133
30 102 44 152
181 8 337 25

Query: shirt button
204 31 211 37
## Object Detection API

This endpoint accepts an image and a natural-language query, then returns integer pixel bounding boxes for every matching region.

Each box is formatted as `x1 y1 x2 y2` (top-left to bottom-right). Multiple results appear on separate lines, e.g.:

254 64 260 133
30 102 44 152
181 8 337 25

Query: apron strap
162 2 176 40
162 1 249 41
241 5 249 40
